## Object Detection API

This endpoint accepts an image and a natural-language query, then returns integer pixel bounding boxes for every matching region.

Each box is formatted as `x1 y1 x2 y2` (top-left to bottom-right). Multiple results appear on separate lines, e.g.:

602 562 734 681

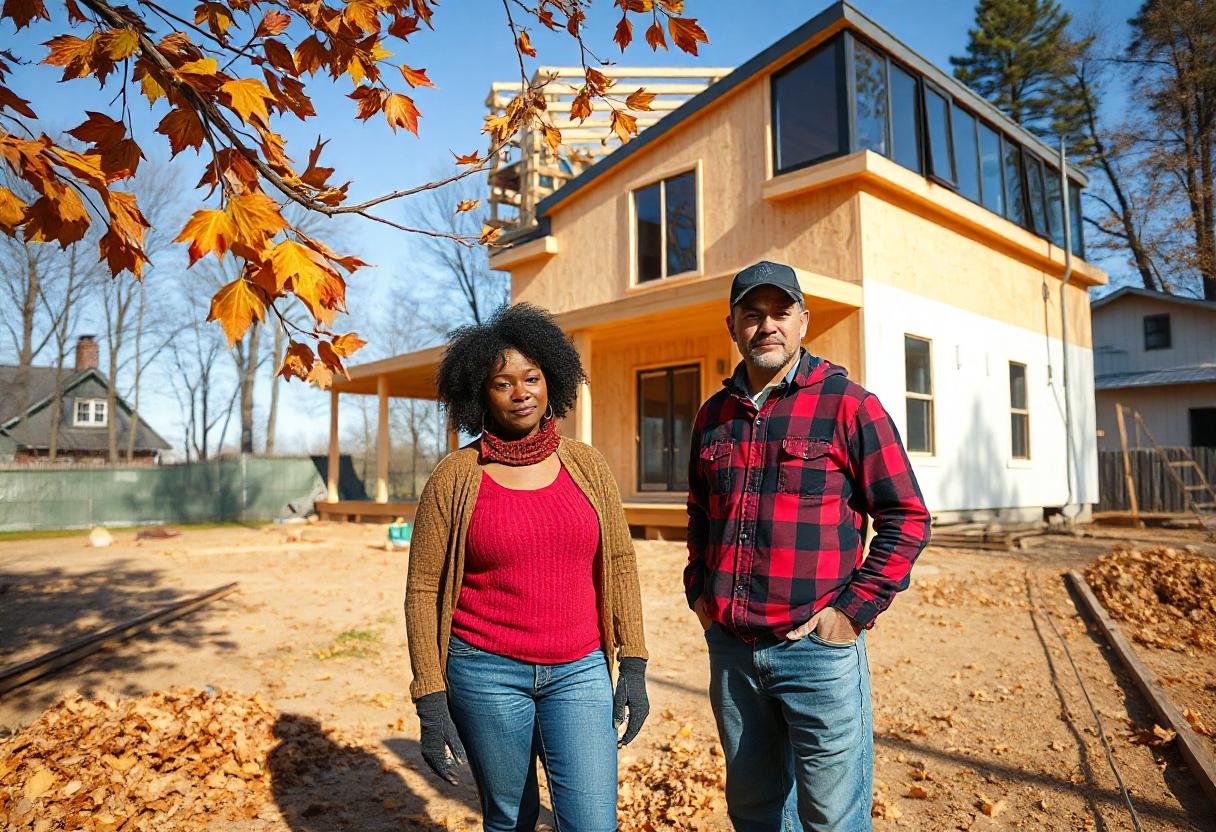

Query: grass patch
315 628 382 660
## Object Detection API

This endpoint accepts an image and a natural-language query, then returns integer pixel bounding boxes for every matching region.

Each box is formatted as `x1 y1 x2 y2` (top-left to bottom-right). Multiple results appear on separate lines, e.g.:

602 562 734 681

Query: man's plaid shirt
685 351 931 640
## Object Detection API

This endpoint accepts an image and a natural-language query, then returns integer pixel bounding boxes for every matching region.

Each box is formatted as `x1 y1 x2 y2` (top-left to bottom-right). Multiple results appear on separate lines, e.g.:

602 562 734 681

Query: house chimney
75 335 98 372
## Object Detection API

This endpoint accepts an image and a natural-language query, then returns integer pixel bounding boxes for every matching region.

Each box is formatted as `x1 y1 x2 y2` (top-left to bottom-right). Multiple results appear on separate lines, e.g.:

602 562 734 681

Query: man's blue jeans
445 635 617 832
705 623 873 832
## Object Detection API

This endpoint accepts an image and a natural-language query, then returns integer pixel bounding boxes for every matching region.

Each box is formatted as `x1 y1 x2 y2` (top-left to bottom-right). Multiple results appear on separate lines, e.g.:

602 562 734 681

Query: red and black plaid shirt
685 351 931 640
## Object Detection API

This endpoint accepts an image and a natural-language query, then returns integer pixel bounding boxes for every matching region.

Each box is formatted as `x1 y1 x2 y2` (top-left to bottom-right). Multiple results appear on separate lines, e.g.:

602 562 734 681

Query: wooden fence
1098 446 1216 513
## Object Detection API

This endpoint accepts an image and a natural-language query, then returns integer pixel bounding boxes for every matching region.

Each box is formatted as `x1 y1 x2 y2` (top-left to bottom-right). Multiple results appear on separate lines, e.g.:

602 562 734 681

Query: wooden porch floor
315 499 687 530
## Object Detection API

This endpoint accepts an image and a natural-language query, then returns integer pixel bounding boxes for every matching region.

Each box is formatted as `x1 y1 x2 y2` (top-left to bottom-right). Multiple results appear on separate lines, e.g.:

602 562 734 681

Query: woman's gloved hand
612 657 650 746
415 691 467 785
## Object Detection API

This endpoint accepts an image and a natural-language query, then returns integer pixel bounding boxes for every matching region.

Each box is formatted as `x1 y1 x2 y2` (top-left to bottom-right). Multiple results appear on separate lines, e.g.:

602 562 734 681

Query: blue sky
2 0 1141 456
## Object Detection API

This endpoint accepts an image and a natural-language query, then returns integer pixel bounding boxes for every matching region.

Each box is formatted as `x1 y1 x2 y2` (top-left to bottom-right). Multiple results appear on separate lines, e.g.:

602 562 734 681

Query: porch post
572 330 592 443
376 375 389 503
326 389 339 502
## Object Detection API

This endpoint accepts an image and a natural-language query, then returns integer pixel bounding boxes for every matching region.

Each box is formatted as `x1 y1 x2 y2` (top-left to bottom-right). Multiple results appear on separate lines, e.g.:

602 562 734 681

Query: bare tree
45 246 98 461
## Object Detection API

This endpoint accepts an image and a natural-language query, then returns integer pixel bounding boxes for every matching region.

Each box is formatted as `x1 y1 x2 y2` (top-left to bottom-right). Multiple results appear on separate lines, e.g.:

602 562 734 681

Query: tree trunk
266 324 283 454
126 282 146 462
238 325 259 454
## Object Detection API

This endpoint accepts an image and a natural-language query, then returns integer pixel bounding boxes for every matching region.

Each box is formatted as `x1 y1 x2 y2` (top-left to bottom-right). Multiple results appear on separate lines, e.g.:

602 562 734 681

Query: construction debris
0 688 276 831
1083 546 1216 653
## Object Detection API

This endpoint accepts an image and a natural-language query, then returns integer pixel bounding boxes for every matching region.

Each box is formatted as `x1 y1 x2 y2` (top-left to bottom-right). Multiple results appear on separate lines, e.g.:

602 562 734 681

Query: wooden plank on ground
0 582 239 696
1066 570 1216 811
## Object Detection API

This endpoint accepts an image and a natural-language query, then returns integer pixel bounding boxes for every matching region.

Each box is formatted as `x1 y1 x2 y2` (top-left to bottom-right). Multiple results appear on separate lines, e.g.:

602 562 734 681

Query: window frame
903 334 935 455
847 33 891 158
921 80 957 189
1143 313 1172 351
976 119 1005 215
631 166 700 286
636 362 702 493
885 55 923 174
73 398 107 427
770 35 849 176
1008 361 1030 460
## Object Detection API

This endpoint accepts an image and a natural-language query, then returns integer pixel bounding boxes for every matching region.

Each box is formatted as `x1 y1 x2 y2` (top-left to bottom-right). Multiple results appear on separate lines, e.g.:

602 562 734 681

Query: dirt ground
2 522 1215 831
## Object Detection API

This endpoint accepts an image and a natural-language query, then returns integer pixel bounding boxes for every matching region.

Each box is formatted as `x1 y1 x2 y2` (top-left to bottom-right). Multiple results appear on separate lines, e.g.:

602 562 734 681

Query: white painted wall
861 282 1098 518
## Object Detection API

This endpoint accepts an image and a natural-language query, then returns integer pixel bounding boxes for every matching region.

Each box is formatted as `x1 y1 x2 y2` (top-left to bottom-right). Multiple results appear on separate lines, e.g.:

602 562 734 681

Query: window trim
629 164 702 287
1143 313 1172 351
1008 361 1030 460
903 334 935 456
73 398 107 427
635 362 702 493
885 54 923 174
770 34 850 176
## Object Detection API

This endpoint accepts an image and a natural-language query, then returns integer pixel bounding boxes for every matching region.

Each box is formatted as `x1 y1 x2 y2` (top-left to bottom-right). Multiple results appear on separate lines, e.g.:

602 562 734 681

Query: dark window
665 170 698 276
904 335 934 454
1002 138 1027 227
638 364 701 492
1190 408 1216 447
922 83 955 186
951 103 980 202
635 182 661 283
1143 314 1172 350
978 122 1004 215
1009 362 1029 459
634 171 698 283
1043 166 1066 249
772 38 845 173
1069 184 1084 258
853 40 888 156
889 62 921 173
1024 152 1048 234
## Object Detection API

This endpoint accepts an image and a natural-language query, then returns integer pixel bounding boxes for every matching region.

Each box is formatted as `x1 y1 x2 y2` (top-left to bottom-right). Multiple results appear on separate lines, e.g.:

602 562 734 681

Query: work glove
415 691 467 785
612 657 650 747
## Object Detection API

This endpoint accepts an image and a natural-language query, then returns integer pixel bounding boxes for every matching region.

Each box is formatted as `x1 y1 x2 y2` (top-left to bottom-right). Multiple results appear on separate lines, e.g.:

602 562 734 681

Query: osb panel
858 192 1093 347
513 78 864 316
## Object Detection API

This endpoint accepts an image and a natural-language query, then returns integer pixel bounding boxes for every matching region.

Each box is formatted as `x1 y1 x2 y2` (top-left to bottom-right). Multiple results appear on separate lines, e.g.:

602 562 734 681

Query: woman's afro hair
436 303 587 435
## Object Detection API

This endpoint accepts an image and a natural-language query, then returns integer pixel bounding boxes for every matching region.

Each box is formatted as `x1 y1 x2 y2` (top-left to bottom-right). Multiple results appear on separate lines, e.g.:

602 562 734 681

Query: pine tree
951 0 1090 155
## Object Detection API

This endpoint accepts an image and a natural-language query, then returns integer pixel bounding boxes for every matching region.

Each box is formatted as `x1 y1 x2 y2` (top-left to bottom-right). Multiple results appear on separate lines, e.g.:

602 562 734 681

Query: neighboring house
1092 287 1216 451
0 335 171 465
323 2 1108 528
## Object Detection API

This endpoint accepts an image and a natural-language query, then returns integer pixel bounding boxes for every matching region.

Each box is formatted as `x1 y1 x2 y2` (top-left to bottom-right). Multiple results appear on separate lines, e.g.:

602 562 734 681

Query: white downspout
1059 139 1077 521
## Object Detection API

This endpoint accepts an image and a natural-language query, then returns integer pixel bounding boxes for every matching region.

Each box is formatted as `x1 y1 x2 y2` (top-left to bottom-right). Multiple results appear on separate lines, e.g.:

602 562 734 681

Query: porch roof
332 267 862 398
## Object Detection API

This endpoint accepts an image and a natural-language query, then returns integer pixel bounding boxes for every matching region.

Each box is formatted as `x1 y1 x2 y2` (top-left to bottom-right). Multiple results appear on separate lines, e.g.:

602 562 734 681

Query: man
686 261 931 831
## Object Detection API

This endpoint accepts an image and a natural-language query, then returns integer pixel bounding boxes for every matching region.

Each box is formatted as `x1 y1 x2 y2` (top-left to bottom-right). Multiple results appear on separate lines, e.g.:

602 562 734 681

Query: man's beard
747 340 796 371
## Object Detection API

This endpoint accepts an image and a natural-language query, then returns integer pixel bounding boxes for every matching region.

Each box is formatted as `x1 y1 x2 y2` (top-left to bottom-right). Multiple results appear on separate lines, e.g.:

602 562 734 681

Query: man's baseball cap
729 261 803 308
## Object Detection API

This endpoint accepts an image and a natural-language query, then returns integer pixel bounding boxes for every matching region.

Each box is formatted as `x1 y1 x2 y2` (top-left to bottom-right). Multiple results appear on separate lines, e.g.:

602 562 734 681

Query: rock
88 527 114 548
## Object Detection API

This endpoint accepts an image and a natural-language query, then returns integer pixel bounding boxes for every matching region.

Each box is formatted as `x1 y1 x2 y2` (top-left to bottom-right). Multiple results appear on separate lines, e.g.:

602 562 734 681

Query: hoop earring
544 404 554 422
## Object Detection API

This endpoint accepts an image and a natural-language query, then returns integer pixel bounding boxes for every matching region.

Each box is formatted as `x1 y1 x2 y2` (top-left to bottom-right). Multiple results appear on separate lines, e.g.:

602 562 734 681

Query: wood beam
572 330 593 444
376 375 389 504
327 389 339 502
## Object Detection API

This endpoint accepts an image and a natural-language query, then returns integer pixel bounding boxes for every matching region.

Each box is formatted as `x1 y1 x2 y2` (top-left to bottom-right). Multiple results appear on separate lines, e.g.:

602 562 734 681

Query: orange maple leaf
0 186 26 232
256 10 292 37
23 185 90 248
613 15 632 51
156 107 206 157
625 88 655 111
399 64 435 88
455 199 480 213
667 16 708 55
330 332 368 357
645 21 667 50
68 111 125 149
263 239 332 294
452 149 481 165
290 265 346 327
101 28 140 60
226 192 287 254
317 340 349 379
384 93 419 134
220 78 276 127
610 109 638 143
279 341 314 381
207 278 266 345
294 35 328 76
176 208 235 264
5 0 51 29
517 31 537 58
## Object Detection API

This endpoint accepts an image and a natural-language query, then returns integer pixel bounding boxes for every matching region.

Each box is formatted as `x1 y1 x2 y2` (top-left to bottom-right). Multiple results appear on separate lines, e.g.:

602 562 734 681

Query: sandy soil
1 522 1214 831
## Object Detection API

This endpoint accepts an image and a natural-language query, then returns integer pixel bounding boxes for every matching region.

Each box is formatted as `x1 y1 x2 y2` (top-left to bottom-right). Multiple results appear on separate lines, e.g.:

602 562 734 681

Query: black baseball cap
729 261 803 308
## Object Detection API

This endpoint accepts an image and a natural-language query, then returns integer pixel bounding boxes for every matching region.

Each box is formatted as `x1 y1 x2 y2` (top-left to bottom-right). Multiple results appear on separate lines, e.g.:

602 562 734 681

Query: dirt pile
1084 546 1216 653
0 687 277 831
618 722 726 831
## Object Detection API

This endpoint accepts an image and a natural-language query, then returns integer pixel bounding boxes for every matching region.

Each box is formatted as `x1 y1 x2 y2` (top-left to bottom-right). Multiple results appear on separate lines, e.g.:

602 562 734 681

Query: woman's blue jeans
446 635 618 832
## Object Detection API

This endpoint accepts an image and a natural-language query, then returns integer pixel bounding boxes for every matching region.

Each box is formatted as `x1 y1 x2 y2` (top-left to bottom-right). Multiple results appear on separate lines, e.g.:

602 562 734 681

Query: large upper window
888 63 921 173
951 103 980 203
638 364 700 491
978 123 1004 215
634 170 698 283
904 335 934 454
772 37 845 174
1043 166 1066 249
923 83 956 186
1002 138 1027 228
853 41 888 156
1024 152 1048 235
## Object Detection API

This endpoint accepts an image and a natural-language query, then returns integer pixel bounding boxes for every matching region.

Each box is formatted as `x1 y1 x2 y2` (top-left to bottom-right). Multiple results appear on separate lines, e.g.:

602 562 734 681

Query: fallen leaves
1084 546 1216 653
617 721 725 831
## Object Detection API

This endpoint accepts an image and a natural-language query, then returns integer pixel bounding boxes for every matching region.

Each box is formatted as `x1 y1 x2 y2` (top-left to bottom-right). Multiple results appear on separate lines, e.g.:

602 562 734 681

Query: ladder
1119 405 1216 532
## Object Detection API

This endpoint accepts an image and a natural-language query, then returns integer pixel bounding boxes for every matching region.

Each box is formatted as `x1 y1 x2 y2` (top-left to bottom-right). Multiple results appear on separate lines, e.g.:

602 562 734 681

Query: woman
405 303 649 831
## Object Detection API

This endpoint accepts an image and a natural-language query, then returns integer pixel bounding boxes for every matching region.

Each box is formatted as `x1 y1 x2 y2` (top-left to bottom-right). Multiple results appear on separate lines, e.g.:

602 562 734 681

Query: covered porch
316 266 862 532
